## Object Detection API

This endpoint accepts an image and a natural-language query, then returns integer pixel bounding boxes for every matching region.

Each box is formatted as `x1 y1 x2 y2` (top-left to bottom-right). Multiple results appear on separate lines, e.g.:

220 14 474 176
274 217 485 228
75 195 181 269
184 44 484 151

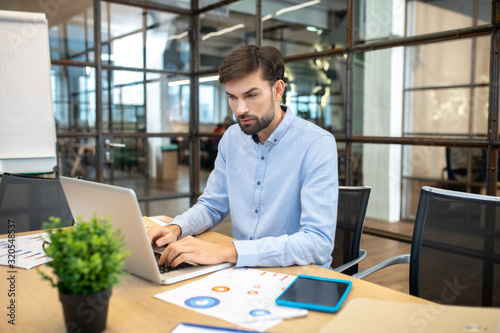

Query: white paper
156 268 307 332
0 232 51 269
171 322 257 333
147 216 168 226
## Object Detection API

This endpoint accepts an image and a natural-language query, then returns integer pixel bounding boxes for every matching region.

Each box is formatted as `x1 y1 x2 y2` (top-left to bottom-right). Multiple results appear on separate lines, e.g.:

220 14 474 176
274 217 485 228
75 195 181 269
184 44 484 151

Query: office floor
358 220 412 294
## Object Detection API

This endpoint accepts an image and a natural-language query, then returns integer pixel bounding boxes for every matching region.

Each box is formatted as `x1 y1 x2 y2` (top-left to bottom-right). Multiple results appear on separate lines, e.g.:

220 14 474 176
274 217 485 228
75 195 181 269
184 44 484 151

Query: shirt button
274 139 277 142
261 156 264 160
257 181 261 185
255 209 258 213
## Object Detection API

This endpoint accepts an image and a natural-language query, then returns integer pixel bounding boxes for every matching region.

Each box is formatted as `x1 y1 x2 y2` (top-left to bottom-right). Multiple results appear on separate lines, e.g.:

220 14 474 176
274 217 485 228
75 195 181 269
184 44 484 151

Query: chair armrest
352 254 410 279
332 249 367 273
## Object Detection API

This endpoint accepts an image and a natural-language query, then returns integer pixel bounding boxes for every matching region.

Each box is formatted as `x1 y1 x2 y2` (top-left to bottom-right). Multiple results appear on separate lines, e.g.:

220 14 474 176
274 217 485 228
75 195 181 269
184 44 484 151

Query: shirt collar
250 105 294 145
264 105 293 145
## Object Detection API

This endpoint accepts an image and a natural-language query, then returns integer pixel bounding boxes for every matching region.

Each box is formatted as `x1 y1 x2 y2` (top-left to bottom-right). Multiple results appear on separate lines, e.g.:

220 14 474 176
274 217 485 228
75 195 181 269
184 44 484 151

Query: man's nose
234 100 249 116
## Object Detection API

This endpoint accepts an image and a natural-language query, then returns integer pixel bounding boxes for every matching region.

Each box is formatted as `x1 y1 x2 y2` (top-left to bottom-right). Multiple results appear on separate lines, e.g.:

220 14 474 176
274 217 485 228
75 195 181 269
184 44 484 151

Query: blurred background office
0 0 498 239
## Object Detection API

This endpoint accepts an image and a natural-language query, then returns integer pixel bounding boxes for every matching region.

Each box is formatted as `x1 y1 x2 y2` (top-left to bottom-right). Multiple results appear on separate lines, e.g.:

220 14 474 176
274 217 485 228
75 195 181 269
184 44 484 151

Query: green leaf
38 214 130 295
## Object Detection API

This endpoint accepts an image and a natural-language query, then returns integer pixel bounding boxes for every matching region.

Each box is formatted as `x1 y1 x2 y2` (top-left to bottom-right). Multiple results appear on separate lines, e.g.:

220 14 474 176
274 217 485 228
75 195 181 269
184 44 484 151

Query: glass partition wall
2 0 499 226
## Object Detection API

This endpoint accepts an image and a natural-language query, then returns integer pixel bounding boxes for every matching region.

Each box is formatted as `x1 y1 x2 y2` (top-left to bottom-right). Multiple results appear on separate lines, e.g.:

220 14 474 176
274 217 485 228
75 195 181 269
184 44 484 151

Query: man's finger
147 225 163 242
155 236 169 247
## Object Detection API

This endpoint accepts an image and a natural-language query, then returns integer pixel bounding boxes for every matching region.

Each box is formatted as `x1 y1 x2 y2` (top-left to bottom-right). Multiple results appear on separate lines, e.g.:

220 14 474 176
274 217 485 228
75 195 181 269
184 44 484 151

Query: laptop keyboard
154 251 195 274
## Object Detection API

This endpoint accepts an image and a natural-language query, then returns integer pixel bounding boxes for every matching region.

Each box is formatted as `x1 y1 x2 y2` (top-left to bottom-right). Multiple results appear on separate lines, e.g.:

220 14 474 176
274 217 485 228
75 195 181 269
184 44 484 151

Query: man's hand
158 236 237 267
147 224 181 247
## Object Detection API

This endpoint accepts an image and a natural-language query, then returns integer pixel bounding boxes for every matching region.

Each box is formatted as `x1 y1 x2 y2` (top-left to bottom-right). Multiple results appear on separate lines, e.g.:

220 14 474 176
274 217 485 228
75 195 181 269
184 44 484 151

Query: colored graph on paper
0 232 51 269
155 268 307 332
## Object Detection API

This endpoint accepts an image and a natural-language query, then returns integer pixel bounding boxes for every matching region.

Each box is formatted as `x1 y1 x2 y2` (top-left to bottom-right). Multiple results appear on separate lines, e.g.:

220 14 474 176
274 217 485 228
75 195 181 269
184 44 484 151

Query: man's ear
273 80 285 101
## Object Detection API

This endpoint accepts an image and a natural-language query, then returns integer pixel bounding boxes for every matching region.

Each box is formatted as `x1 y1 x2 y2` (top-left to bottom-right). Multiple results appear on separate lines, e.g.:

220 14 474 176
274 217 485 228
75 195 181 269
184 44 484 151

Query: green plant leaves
38 215 130 295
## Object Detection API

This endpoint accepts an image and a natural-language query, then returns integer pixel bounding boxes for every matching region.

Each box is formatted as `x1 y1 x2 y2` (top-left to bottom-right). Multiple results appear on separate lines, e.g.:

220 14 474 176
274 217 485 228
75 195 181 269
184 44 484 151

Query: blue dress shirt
172 106 338 268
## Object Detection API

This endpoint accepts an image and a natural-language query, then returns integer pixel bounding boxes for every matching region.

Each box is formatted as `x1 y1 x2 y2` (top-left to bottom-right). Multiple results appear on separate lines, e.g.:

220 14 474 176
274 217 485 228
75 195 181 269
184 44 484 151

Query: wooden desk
1 216 430 332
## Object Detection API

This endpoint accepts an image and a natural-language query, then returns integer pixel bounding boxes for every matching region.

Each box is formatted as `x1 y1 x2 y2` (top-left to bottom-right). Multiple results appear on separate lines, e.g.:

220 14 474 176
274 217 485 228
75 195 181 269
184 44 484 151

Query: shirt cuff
170 216 192 239
167 223 182 240
233 240 259 267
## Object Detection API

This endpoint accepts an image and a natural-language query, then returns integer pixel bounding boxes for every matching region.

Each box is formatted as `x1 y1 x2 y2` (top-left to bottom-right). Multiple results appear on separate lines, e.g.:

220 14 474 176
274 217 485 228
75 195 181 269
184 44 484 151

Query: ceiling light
262 14 272 21
168 79 190 87
276 0 321 16
167 75 220 87
200 75 219 83
202 24 245 41
168 31 188 40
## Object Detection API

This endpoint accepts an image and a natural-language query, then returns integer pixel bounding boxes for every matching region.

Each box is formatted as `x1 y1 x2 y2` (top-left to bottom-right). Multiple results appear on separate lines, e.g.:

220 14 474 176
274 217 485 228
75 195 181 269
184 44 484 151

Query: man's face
224 70 277 136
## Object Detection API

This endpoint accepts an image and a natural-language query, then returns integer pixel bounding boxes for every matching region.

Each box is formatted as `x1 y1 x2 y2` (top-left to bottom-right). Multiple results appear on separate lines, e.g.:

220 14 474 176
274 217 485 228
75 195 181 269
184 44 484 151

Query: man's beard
236 98 275 136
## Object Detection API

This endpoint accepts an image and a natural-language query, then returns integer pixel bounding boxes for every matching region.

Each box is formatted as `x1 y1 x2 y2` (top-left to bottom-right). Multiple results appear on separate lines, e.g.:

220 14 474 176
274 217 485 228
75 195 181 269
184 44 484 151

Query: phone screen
276 275 352 312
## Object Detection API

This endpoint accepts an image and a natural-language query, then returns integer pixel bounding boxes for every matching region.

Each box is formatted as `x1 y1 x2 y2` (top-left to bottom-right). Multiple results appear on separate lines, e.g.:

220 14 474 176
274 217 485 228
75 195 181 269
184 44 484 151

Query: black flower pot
58 289 112 333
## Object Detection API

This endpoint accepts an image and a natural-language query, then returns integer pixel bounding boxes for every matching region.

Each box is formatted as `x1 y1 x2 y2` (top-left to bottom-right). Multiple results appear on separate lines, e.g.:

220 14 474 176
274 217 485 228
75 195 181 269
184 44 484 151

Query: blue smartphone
275 275 352 313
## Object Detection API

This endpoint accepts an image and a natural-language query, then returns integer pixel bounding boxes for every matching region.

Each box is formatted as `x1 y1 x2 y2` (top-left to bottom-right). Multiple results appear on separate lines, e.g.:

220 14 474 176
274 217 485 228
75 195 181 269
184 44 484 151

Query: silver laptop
60 176 233 285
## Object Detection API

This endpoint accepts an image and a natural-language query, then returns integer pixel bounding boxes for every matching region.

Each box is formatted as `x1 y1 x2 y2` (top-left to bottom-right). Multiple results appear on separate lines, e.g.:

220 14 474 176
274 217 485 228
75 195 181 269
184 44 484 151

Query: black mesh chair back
0 173 73 234
410 186 500 306
331 186 371 275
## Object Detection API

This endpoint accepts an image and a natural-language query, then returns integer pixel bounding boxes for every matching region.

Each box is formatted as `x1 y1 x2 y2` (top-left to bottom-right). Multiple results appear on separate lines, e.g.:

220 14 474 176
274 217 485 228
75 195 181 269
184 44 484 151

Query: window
3 0 498 221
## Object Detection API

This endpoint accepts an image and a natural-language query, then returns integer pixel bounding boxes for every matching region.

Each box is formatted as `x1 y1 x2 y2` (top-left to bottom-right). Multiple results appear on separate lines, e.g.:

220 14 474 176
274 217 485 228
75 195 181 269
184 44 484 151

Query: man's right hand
147 224 182 247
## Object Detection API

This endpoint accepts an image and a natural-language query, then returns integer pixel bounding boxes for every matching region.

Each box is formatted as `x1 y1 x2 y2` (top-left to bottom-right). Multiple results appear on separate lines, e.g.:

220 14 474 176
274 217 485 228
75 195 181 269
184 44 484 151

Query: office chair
0 173 73 234
443 147 486 193
353 186 500 306
331 186 371 275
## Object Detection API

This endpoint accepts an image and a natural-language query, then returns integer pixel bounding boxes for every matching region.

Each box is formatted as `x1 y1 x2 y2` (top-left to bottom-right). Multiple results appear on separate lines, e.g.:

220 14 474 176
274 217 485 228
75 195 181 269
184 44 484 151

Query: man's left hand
158 236 237 267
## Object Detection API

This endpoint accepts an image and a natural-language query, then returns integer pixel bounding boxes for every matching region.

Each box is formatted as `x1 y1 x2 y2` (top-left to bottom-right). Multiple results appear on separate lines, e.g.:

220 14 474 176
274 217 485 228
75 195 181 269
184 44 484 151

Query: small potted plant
39 214 130 333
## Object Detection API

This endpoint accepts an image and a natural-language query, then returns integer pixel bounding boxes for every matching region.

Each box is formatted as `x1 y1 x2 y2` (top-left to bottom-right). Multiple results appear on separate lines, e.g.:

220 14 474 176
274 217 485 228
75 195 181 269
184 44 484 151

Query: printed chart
155 268 307 331
0 232 51 269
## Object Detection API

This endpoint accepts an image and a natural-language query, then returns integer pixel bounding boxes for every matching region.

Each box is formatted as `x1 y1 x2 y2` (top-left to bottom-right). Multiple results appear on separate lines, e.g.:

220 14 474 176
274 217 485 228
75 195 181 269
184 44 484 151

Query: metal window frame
47 0 500 211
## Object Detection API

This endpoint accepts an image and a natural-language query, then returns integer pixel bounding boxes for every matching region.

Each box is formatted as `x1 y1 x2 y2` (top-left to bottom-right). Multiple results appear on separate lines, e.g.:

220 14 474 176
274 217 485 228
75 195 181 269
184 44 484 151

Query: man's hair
218 45 284 85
